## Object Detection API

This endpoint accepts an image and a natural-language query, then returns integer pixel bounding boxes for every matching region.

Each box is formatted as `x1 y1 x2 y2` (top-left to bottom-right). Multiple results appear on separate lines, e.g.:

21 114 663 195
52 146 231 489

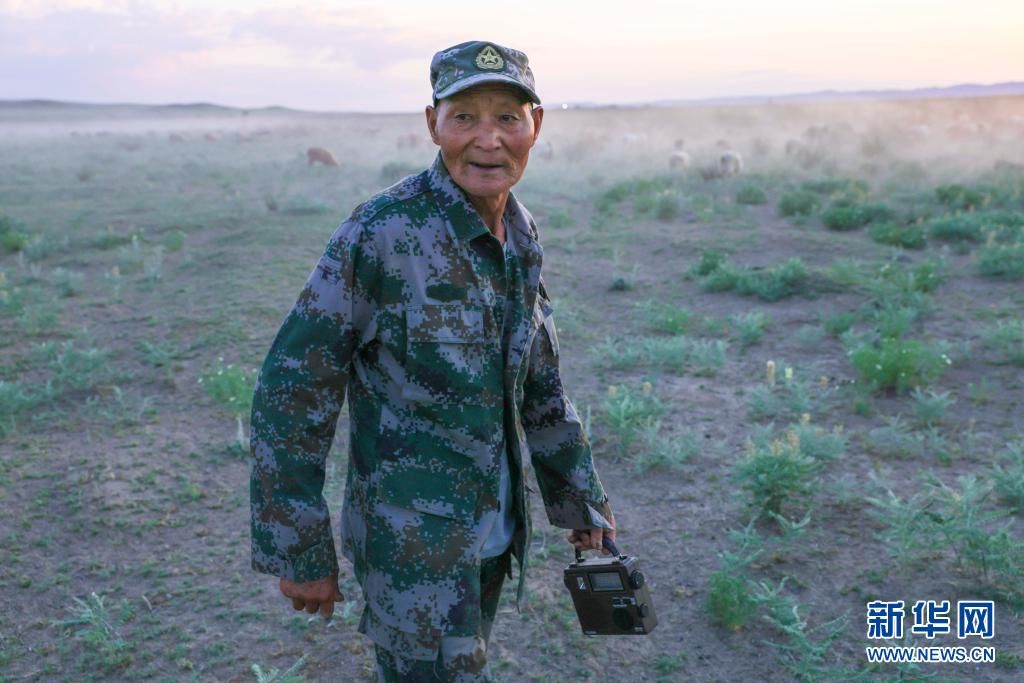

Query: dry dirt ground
1 96 1024 682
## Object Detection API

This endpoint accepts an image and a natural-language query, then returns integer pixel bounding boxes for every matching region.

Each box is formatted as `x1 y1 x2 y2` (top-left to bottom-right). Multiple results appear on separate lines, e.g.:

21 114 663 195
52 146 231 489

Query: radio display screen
590 571 624 592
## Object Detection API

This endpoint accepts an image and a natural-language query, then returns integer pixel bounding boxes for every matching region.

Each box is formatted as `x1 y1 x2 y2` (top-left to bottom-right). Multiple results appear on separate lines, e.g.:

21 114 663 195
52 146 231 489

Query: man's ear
531 105 544 144
425 105 440 145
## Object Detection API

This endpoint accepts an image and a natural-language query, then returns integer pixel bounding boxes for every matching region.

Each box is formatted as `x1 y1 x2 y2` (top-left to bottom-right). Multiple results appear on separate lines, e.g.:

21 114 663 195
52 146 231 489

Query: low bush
822 199 893 231
736 184 768 205
778 190 820 218
638 301 699 335
868 474 1024 589
848 337 950 393
736 432 819 515
982 320 1024 366
599 383 667 456
800 178 869 196
869 222 927 249
928 214 986 243
199 359 258 417
0 214 29 253
707 570 757 631
977 243 1024 280
732 259 812 302
935 183 989 211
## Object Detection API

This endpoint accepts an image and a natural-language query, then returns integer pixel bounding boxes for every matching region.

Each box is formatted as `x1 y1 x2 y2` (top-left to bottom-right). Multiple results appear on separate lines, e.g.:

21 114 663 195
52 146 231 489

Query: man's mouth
469 162 504 170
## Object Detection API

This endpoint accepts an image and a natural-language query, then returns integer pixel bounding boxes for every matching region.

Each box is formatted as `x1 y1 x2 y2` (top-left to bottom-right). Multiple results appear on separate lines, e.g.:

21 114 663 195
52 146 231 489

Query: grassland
2 95 1024 681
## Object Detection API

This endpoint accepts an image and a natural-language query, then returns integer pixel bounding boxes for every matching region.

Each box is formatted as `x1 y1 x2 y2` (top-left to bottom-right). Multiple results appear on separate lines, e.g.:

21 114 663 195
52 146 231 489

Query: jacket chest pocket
402 304 490 404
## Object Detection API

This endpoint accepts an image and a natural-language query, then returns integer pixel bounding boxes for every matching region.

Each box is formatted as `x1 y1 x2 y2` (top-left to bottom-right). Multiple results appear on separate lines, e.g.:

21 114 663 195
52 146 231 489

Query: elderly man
250 40 615 682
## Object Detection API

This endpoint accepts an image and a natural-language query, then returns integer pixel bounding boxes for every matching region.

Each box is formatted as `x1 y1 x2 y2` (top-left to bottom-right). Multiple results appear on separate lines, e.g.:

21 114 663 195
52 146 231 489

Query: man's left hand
278 573 344 620
567 510 616 555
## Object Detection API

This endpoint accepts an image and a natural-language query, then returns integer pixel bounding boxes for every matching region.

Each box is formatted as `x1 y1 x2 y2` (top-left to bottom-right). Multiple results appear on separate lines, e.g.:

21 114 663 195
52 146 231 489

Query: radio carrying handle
574 534 621 561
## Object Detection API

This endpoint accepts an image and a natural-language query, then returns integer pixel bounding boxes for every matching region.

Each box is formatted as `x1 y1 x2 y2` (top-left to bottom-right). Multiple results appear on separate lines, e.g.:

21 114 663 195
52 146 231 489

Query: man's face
425 84 544 204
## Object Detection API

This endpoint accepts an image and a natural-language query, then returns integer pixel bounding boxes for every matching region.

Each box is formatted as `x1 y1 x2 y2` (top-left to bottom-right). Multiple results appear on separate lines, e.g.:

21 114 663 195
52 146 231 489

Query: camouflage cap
430 41 540 105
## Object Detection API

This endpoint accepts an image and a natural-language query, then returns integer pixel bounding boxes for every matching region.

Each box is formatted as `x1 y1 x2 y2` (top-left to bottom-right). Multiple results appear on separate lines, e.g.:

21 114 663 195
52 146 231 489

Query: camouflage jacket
250 152 613 654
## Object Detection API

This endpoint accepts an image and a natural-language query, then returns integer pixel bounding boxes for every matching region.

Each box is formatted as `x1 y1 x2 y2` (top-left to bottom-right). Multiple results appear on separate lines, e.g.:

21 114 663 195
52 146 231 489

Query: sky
1 0 1022 113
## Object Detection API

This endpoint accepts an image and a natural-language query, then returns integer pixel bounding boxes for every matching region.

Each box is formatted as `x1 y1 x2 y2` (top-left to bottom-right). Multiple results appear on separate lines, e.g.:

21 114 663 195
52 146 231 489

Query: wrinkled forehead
440 83 533 107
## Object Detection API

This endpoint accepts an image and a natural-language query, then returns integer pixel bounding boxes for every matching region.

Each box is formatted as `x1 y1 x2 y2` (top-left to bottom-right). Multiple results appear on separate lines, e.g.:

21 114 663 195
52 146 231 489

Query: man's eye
500 114 519 122
454 113 472 121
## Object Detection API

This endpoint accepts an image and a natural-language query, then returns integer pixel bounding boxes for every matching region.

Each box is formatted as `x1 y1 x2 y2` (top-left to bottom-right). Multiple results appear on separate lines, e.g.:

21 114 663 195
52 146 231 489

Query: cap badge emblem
475 46 504 70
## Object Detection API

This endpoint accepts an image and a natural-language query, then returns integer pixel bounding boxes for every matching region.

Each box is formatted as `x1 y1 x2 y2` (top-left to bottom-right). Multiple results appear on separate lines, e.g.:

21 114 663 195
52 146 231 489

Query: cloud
0 4 433 109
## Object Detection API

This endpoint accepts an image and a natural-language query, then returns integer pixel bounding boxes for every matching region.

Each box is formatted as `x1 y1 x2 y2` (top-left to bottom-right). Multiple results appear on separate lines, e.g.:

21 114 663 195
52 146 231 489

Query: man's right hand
279 573 344 620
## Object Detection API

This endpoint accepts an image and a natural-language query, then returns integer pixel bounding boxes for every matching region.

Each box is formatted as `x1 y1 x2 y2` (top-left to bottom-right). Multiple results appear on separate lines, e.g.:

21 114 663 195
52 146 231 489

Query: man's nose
473 120 502 149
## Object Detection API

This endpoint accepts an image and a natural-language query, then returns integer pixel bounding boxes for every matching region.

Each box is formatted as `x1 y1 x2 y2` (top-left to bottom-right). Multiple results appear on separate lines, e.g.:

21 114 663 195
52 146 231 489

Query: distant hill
2 81 1023 114
645 81 1024 108
0 99 304 117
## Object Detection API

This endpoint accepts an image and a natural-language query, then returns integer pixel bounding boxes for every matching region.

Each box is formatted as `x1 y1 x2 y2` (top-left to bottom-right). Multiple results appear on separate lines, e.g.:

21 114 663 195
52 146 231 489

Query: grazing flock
73 98 1024 190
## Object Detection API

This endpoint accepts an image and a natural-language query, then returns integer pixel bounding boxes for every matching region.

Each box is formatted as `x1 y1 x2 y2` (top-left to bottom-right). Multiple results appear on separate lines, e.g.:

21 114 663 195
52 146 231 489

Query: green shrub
935 184 989 211
733 258 811 302
869 222 927 249
823 311 856 338
928 214 986 243
199 360 258 416
821 204 867 231
600 383 667 455
89 229 134 250
52 592 133 673
977 243 1024 280
790 422 848 462
0 380 38 437
869 474 1024 587
699 265 740 292
160 230 187 252
654 191 682 221
729 311 770 348
736 184 768 205
639 301 698 335
692 249 728 277
848 337 950 393
800 178 869 196
871 305 918 339
911 387 956 426
979 210 1024 244
778 190 820 217
982 320 1024 366
547 207 573 229
746 371 825 423
822 200 893 231
53 268 84 298
991 441 1024 509
706 570 757 631
593 336 727 376
634 425 699 472
909 259 943 294
736 434 818 515
0 214 29 253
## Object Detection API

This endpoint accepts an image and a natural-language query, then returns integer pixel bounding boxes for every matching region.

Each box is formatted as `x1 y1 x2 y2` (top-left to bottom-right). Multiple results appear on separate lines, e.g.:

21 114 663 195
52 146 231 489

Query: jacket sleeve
520 281 614 531
249 219 377 582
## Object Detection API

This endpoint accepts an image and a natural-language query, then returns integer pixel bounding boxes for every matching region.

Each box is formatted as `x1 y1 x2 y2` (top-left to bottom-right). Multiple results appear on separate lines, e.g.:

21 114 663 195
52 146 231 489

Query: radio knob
638 604 649 618
629 571 645 590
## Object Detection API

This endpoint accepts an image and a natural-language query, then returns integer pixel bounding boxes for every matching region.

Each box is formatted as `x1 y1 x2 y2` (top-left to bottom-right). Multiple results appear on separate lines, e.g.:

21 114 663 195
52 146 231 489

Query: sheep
307 146 339 167
668 139 690 170
719 150 743 177
699 150 744 180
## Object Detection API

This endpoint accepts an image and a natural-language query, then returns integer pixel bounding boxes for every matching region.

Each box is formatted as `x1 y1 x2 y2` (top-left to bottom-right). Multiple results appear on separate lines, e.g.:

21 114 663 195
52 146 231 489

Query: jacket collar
426 152 537 248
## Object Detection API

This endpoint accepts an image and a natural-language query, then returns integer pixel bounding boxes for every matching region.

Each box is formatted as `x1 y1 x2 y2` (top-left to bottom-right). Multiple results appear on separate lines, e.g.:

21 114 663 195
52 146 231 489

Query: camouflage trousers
372 549 512 683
